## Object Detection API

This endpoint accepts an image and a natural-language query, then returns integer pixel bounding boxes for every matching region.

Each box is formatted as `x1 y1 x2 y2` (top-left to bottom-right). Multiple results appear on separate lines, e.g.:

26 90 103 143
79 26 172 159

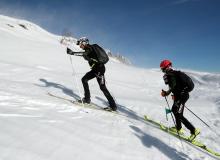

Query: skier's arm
82 48 99 64
161 74 176 96
66 47 84 56
73 52 84 56
169 76 177 93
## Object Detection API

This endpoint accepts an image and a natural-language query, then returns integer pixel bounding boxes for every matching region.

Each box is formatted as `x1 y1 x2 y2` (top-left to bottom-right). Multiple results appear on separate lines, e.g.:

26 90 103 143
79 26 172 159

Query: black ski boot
104 103 117 111
77 97 91 104
110 102 117 111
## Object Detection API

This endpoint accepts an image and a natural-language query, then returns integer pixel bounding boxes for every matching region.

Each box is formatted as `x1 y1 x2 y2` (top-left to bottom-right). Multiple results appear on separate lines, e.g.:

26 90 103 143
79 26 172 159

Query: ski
144 115 220 158
47 92 118 113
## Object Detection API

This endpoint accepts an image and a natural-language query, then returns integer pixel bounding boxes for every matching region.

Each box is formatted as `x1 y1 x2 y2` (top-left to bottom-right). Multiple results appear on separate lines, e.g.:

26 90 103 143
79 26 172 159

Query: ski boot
103 104 117 111
103 106 114 111
77 97 91 104
188 128 200 141
169 127 184 135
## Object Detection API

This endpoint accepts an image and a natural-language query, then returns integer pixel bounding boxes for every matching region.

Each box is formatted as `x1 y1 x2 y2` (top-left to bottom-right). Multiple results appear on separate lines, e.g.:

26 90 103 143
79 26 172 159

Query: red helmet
160 60 172 69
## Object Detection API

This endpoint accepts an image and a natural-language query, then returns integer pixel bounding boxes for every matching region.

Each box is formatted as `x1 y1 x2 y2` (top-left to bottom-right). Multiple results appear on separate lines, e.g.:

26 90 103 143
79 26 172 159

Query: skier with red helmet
160 60 200 141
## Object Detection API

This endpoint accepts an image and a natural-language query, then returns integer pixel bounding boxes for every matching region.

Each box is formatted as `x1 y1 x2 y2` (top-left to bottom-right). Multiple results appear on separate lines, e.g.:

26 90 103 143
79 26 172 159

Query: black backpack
174 70 194 92
91 44 109 64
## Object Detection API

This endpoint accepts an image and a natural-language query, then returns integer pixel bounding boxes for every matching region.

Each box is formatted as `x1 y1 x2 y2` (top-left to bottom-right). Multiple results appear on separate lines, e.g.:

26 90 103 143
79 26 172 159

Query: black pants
172 93 195 134
81 65 116 107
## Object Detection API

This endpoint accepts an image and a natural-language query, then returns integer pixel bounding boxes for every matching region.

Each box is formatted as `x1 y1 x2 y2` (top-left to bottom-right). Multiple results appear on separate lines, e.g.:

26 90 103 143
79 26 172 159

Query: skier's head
76 37 89 49
160 59 172 73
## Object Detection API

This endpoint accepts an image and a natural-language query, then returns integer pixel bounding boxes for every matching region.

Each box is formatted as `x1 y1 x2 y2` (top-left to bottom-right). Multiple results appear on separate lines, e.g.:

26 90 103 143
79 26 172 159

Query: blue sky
0 0 220 72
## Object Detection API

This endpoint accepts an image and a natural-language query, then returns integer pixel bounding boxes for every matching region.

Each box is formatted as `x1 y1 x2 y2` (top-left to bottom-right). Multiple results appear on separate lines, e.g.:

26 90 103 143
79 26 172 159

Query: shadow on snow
130 125 192 160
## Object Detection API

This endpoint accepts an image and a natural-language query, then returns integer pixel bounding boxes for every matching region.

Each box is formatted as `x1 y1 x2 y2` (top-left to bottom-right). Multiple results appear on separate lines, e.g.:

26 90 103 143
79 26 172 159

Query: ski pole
185 105 220 138
164 107 170 121
69 55 84 104
165 96 184 149
165 107 172 121
165 108 168 121
185 106 210 128
164 97 177 128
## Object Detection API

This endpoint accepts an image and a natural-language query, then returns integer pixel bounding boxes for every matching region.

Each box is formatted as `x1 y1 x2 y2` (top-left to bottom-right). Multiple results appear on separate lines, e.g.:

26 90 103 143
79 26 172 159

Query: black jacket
83 44 104 70
67 44 104 70
163 69 186 96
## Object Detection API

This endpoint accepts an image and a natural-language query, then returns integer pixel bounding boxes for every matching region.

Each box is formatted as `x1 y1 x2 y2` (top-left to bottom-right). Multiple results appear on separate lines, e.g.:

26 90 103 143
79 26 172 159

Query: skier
160 59 200 141
67 37 117 111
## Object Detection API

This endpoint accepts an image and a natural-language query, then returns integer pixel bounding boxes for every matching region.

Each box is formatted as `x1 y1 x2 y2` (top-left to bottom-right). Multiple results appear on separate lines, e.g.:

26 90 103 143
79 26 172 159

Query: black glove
67 48 73 55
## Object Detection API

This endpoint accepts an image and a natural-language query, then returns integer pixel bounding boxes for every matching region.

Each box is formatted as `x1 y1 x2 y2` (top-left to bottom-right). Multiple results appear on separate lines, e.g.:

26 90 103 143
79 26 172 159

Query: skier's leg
81 70 96 100
181 115 196 134
96 72 117 110
172 100 182 131
172 99 182 130
179 93 196 134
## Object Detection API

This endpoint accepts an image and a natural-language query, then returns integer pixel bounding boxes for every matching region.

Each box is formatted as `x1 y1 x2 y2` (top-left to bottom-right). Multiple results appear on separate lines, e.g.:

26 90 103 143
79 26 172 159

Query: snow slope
0 15 220 160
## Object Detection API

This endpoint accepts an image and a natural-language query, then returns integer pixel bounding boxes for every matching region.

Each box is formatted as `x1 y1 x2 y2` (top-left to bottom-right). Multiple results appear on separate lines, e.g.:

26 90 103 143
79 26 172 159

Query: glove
67 48 73 55
161 90 168 97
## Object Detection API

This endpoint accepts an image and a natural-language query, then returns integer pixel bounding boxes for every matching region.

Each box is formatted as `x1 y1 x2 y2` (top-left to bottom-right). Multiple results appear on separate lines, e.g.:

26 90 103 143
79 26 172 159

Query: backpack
174 70 194 92
91 44 109 64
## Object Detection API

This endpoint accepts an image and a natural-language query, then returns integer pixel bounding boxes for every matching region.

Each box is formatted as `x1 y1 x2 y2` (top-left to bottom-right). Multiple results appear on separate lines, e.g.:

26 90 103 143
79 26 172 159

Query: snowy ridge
0 14 220 160
0 15 60 43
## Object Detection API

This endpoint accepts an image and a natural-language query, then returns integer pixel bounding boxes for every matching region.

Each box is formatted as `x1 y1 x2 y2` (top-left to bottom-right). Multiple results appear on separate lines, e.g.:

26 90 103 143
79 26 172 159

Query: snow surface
0 15 220 160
